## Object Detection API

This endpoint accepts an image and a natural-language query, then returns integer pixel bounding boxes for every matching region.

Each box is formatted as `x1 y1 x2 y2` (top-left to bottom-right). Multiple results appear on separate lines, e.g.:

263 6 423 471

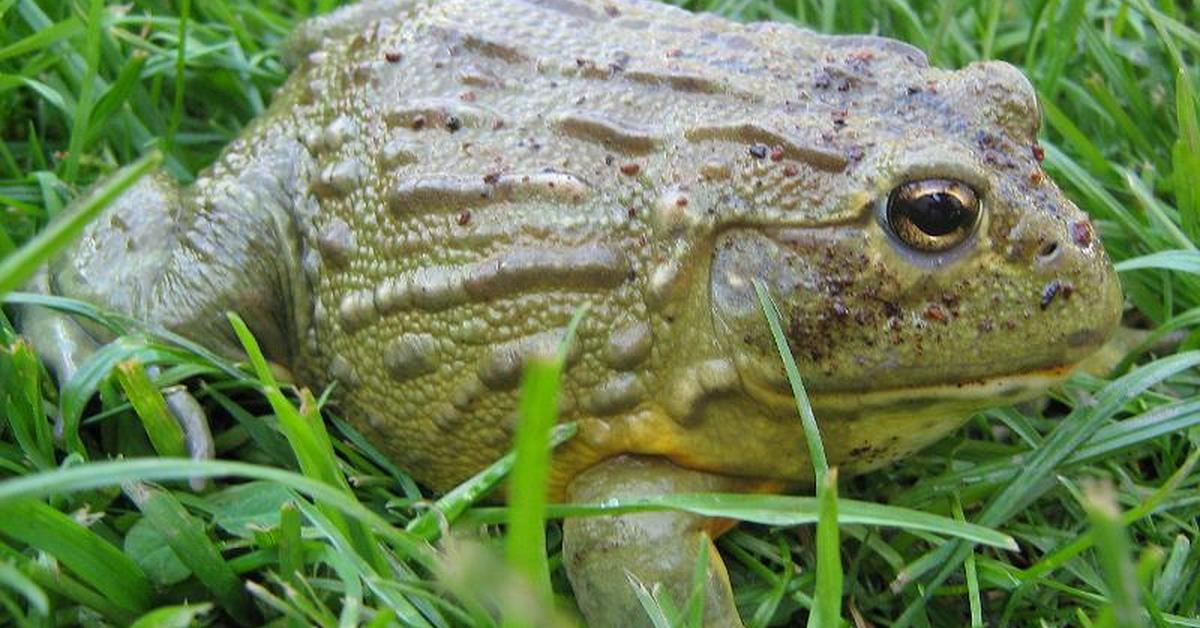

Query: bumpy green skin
21 0 1123 625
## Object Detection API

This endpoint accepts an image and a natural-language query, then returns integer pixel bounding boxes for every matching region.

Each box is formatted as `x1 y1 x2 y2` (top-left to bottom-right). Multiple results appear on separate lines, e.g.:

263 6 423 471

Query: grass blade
0 338 54 469
1083 481 1143 628
810 468 842 628
128 603 213 628
505 304 584 610
466 492 1017 550
0 559 48 617
1115 250 1200 275
114 359 187 458
124 482 255 623
504 357 561 603
0 498 152 615
752 278 828 479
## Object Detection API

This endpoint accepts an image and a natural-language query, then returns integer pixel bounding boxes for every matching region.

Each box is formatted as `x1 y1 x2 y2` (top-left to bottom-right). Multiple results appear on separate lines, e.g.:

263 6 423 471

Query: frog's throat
747 362 1078 416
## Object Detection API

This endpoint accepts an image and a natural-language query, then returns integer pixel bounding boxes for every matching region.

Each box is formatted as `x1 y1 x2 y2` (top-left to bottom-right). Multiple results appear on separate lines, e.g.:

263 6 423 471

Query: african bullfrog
18 0 1124 625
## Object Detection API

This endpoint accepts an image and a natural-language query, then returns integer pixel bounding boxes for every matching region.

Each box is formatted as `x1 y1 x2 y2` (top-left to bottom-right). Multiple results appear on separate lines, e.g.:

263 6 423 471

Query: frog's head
709 57 1123 418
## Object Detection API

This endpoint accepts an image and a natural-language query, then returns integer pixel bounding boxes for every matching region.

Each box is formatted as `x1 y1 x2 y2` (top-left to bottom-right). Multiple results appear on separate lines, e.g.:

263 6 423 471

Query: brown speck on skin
1069 220 1094 248
769 147 785 162
627 207 637 219
748 144 768 159
675 197 688 207
620 162 640 176
605 4 621 17
483 172 500 185
923 303 948 323
1040 280 1062 309
1032 144 1045 162
457 210 472 226
1030 170 1044 185
978 318 994 332
446 116 463 132
459 91 477 102
782 164 799 177
491 119 505 131
412 115 427 130
384 50 402 63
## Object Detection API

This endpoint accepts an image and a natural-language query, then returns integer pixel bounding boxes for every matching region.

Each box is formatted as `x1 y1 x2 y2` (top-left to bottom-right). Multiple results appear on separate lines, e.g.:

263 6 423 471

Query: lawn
1 0 1198 626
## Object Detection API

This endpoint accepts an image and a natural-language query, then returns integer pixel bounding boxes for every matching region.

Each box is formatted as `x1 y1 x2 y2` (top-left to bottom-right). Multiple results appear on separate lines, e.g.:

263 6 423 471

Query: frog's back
284 0 934 490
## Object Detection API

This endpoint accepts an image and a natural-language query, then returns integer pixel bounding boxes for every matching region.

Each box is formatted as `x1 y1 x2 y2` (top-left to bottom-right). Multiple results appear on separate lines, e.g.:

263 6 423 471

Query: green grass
1 0 1199 625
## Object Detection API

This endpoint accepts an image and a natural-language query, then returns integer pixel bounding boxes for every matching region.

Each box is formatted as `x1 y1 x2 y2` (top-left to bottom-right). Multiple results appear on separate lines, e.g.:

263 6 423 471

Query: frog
16 0 1124 625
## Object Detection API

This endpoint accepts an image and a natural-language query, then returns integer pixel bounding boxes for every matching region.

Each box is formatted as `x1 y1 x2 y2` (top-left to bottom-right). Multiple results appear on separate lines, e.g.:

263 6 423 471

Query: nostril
1037 240 1060 263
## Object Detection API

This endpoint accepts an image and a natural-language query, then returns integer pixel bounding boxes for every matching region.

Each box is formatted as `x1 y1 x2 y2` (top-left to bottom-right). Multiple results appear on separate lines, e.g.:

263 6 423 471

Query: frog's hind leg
19 231 215 484
563 455 768 628
17 145 309 472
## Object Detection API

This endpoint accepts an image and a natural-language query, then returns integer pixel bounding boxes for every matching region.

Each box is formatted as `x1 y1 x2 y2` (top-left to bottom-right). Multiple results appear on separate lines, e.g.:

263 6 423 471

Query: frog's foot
563 455 764 628
160 382 215 490
1077 325 1184 377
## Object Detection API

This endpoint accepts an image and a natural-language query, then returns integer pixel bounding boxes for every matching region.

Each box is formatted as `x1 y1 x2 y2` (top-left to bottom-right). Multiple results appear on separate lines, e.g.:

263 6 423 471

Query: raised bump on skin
462 245 628 300
491 172 593 204
337 290 379 331
318 116 357 153
340 245 629 327
604 321 653 370
585 373 646 415
383 333 440 381
389 172 592 214
685 121 849 172
460 32 530 63
552 111 662 154
328 355 361 388
311 158 365 198
381 138 420 167
519 0 600 21
663 358 740 424
383 98 502 130
478 328 583 390
377 266 470 312
314 216 357 269
389 176 494 214
625 68 730 94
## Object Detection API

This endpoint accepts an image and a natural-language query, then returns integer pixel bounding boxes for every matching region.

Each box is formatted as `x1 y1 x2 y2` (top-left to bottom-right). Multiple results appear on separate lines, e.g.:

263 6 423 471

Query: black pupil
902 191 969 236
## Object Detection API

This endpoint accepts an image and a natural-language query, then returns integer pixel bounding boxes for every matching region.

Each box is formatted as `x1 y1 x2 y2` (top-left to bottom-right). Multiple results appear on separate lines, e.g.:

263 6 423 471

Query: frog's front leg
564 455 764 628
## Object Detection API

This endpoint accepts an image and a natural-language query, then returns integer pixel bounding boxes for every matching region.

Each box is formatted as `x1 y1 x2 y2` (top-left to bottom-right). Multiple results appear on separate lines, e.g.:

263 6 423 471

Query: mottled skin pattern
20 0 1123 625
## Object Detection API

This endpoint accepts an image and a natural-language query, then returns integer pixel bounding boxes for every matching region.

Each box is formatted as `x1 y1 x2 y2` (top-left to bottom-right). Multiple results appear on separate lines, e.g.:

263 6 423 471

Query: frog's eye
886 179 980 252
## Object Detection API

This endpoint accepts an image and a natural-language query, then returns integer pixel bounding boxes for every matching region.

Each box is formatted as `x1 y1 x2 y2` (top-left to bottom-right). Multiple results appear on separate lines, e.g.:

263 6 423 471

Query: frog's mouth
742 362 1079 419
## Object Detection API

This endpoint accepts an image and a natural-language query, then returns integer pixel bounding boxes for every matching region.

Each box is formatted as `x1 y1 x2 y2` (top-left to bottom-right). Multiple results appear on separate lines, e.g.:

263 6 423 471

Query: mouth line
747 362 1079 413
